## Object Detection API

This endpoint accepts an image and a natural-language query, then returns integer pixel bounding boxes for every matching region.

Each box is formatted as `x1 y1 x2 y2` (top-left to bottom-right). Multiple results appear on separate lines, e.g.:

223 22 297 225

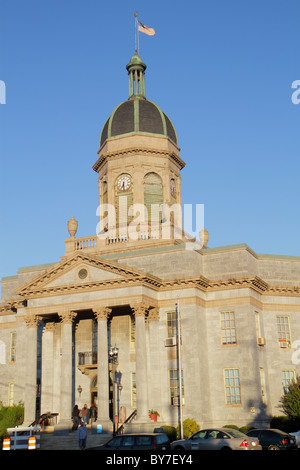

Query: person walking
90 403 97 422
77 422 88 450
81 404 89 425
72 404 80 431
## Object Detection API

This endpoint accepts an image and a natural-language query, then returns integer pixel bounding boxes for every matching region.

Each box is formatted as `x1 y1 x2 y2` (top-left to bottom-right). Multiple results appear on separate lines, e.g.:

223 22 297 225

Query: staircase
39 427 112 450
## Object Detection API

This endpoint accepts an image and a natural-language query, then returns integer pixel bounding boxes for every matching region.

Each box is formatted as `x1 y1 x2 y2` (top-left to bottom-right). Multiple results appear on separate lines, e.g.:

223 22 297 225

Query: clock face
117 175 131 191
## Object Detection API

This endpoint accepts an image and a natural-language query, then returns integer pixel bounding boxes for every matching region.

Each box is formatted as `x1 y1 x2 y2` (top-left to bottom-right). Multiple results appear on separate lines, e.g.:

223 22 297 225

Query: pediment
16 252 162 298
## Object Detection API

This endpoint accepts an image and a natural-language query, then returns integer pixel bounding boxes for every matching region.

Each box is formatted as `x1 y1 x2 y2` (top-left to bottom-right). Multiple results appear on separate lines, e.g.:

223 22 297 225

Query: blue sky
0 0 299 283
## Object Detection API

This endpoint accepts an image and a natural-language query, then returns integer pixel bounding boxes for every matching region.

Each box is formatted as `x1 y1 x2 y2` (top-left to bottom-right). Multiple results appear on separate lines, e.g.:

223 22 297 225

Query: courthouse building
1 52 300 431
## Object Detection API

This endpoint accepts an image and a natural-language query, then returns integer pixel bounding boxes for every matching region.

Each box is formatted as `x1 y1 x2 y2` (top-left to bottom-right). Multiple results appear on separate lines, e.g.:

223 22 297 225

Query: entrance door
91 375 98 406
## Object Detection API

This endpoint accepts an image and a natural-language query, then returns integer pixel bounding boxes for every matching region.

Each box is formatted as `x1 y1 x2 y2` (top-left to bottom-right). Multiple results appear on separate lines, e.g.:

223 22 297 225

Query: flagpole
134 12 138 53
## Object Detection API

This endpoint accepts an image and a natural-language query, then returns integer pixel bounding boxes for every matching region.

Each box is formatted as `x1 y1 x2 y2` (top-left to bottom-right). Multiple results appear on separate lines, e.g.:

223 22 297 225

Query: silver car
171 427 262 451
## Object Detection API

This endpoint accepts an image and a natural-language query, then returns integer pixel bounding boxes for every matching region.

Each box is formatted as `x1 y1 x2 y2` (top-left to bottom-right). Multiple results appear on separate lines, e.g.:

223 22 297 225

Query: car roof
115 433 165 437
200 427 240 432
248 428 287 433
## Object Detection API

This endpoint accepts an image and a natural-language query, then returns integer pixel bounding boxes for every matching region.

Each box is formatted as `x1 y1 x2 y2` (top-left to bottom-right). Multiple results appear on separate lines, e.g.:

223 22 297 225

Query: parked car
246 428 297 450
290 430 300 448
171 427 261 451
90 433 171 450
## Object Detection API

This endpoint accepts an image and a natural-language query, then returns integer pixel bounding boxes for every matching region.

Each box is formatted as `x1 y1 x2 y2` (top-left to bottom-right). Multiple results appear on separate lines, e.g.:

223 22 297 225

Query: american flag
138 20 155 36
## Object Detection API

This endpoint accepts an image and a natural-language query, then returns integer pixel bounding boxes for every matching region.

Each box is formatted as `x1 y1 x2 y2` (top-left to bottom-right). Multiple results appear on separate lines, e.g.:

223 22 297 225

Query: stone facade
0 53 299 431
1 242 300 430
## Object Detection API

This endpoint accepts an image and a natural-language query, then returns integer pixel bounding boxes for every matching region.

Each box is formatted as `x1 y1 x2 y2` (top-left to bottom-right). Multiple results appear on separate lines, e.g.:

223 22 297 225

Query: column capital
44 322 56 332
58 310 77 324
93 306 112 321
131 302 150 317
147 307 160 322
24 314 41 328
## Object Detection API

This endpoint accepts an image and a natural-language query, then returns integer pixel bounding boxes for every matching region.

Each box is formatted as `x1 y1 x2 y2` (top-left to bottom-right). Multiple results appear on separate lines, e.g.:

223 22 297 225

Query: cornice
11 268 300 302
93 146 185 172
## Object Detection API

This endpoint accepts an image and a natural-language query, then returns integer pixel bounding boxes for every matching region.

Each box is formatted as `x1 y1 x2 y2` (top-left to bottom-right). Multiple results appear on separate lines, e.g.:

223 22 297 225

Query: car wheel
173 445 185 451
268 444 280 450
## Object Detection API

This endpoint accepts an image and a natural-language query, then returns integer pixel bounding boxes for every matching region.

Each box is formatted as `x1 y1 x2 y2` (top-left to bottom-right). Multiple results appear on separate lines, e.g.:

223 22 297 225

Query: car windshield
225 429 247 438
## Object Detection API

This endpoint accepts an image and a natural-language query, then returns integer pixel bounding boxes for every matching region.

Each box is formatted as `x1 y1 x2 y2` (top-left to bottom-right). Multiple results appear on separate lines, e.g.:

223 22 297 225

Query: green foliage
223 424 239 431
271 415 300 433
224 424 254 434
162 425 177 442
0 404 24 441
177 418 200 439
239 425 255 434
280 376 300 423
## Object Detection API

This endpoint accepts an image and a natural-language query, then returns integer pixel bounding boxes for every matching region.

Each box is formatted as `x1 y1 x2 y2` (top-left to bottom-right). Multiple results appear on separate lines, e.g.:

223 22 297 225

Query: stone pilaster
41 322 56 415
131 303 150 421
93 306 112 431
23 314 41 425
58 311 77 428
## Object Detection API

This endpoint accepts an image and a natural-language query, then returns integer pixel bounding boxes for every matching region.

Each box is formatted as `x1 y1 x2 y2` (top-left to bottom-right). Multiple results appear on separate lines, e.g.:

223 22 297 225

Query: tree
280 376 300 426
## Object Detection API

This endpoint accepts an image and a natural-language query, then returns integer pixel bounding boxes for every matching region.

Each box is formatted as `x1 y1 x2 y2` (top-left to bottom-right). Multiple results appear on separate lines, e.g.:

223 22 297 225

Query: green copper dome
99 54 178 148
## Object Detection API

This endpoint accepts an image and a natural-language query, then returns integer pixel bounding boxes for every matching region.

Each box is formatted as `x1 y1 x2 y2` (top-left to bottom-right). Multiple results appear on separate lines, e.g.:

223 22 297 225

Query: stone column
93 306 112 431
131 303 150 421
58 311 77 428
41 322 56 415
23 314 41 425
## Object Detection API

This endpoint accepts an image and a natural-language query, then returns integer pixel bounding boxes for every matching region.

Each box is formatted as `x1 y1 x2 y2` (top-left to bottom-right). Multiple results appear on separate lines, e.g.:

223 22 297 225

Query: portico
22 296 158 430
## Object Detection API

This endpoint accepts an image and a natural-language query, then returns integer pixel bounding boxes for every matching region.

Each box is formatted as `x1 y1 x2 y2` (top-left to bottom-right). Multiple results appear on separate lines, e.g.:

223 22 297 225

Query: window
255 311 261 338
277 316 291 347
169 369 184 405
8 383 14 406
92 320 97 363
224 368 241 404
260 367 267 405
129 316 135 349
282 370 295 395
144 172 163 224
131 372 136 408
220 311 237 345
9 332 16 363
166 311 177 338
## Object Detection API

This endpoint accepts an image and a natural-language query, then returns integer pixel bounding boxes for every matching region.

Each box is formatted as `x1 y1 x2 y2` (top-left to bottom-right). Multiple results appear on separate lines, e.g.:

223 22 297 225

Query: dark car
90 433 171 450
246 428 297 450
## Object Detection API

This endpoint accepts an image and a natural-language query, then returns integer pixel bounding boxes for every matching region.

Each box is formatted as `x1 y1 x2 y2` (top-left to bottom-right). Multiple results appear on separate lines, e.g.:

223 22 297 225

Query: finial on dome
200 227 209 248
126 53 147 100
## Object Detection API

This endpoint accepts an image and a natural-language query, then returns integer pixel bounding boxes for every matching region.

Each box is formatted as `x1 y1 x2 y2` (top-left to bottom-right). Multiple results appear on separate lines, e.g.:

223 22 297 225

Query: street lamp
109 344 119 435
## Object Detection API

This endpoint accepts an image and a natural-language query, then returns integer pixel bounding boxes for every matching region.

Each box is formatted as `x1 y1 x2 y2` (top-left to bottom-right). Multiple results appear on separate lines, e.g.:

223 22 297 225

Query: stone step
39 428 112 450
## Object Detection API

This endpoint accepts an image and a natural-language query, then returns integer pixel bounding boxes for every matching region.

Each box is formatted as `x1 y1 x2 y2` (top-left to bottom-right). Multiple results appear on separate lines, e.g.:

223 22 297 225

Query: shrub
239 426 255 434
270 415 300 433
223 424 239 431
162 426 177 442
0 404 24 441
177 418 200 439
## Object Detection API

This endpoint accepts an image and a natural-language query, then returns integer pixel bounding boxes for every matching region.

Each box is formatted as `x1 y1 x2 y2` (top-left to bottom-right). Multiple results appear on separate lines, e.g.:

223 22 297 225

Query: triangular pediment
16 252 162 298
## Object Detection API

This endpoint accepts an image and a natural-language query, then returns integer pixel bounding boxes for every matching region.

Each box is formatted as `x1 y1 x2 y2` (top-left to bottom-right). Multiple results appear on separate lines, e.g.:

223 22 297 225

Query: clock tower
93 53 185 244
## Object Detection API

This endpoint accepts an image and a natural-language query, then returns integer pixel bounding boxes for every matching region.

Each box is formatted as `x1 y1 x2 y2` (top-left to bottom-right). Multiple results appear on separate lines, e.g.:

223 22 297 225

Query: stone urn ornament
68 215 78 238
200 227 209 248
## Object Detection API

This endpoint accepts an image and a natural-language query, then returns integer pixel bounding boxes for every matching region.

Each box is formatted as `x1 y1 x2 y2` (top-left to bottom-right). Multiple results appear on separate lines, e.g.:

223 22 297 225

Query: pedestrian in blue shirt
77 422 88 450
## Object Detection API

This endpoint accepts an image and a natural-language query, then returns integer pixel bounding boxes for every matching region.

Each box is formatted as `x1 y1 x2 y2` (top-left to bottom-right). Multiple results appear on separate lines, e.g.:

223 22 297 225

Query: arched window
144 172 163 224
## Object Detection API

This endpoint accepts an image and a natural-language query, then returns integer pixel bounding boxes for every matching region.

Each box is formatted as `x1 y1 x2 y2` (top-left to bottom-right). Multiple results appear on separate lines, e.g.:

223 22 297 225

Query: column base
124 419 159 434
54 420 72 435
92 418 113 434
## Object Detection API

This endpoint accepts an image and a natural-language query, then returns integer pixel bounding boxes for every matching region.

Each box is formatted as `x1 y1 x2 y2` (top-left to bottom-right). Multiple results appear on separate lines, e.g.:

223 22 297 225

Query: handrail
116 409 137 435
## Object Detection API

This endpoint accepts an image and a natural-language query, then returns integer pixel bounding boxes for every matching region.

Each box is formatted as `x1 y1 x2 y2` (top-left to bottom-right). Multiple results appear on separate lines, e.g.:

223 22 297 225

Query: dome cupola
99 53 178 148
